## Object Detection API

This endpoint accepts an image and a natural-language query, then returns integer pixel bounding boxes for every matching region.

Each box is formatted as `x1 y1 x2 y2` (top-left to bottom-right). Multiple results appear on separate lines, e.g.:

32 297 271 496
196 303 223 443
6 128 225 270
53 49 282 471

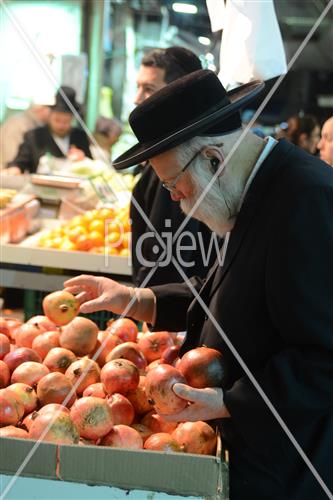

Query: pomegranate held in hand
177 347 226 388
43 290 80 326
145 364 188 415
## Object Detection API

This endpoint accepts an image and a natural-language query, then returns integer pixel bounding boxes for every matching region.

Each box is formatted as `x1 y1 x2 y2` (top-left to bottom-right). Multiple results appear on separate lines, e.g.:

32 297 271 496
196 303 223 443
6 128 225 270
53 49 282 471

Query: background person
285 114 320 154
6 86 92 174
90 116 123 162
131 46 217 286
318 116 333 166
65 70 333 500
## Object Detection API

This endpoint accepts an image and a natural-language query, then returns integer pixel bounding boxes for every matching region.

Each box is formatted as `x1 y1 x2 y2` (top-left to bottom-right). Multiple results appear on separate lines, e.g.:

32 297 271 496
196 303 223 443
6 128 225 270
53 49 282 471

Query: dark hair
141 46 202 83
288 114 319 145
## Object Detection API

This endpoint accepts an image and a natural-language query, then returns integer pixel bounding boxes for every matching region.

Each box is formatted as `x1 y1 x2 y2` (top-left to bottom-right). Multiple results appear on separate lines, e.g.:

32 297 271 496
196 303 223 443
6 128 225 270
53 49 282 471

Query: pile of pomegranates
0 290 224 455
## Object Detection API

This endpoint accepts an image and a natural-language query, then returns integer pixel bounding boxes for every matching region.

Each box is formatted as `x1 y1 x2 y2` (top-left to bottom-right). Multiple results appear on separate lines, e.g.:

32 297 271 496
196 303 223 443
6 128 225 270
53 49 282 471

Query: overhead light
198 36 210 46
172 3 198 14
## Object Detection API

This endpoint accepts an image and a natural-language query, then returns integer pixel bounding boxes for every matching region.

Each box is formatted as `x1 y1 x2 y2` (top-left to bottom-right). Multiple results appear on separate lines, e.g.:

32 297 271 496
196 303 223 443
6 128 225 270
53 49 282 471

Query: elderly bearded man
64 70 333 500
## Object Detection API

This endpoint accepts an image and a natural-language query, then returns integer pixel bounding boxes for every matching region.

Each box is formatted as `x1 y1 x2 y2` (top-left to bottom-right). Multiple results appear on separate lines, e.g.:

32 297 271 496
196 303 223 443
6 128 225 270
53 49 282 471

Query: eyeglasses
161 148 202 193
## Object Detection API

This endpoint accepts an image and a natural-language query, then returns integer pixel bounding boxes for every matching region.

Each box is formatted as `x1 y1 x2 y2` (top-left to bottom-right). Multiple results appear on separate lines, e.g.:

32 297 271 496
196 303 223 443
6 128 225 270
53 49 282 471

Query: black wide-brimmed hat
52 86 81 114
113 70 264 170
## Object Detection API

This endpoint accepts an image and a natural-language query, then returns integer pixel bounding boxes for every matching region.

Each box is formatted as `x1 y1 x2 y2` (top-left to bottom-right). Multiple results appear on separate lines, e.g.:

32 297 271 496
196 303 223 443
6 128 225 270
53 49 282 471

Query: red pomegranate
101 359 139 395
42 290 80 326
145 360 160 373
141 410 178 434
177 347 226 388
43 347 76 373
172 421 217 455
144 433 182 452
65 358 100 395
29 412 79 444
60 317 98 356
0 334 10 360
105 342 147 373
89 331 122 367
36 372 76 408
22 412 35 431
0 318 10 338
15 323 45 348
32 331 60 360
0 388 25 426
107 318 138 343
3 348 42 373
11 362 49 387
1 318 22 341
70 397 113 440
138 331 174 363
107 393 135 426
126 376 153 416
27 315 57 332
145 364 188 415
82 382 106 398
0 426 29 438
6 383 38 414
131 423 153 442
160 345 180 366
101 424 143 449
0 360 10 388
38 404 70 416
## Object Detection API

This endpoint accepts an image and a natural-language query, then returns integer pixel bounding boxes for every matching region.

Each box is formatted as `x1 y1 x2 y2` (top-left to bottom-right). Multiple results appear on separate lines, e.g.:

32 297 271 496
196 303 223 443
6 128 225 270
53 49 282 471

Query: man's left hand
158 383 230 422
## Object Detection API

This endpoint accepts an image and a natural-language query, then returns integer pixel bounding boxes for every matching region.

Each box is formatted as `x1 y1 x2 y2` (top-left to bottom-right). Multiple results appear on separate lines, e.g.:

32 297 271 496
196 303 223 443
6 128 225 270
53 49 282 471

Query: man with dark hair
131 46 216 287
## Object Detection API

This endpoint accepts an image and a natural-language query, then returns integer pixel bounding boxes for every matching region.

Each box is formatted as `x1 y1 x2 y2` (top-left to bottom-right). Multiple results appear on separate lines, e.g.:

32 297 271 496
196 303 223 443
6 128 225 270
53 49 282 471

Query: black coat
151 140 333 500
130 166 219 286
10 125 92 173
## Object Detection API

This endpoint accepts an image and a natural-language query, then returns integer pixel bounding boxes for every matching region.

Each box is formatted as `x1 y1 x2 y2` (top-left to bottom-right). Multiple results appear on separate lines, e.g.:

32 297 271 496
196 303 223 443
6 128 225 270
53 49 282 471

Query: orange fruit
119 248 130 257
106 231 122 247
121 232 131 249
76 234 93 251
106 247 119 256
89 219 105 234
60 239 77 251
88 231 105 247
98 207 115 220
67 225 87 243
68 215 85 228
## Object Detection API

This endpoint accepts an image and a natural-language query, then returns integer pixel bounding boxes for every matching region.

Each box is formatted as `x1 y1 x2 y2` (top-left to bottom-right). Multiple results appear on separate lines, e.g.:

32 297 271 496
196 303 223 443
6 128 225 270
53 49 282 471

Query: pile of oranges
37 206 130 256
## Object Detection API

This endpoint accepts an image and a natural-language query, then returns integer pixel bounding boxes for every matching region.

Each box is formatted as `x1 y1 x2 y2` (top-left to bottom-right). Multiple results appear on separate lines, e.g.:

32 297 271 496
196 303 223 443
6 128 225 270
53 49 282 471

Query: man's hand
64 275 130 315
68 146 85 162
158 383 230 422
2 166 22 175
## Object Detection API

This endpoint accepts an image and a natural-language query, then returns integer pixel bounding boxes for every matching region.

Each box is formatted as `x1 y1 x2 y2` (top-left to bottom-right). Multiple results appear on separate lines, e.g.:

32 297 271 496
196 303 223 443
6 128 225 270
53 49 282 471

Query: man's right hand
63 275 130 315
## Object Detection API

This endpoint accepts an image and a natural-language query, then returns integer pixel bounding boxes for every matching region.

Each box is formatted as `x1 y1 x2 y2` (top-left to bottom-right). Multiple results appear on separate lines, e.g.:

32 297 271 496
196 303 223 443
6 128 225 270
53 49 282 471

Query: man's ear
202 146 225 175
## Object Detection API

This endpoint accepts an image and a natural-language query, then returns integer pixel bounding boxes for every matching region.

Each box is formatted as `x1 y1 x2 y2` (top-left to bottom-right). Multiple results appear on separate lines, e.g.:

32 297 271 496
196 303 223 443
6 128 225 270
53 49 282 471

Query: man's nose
134 89 144 106
170 191 184 202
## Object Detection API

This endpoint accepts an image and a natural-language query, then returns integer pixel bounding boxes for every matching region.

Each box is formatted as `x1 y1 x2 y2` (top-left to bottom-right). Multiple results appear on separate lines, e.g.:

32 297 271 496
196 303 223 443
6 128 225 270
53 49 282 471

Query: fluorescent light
172 3 198 14
198 36 210 46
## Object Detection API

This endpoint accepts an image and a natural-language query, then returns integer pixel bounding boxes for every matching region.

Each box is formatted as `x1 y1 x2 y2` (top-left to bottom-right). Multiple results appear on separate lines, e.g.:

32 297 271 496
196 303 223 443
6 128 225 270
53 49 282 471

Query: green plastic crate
23 289 113 330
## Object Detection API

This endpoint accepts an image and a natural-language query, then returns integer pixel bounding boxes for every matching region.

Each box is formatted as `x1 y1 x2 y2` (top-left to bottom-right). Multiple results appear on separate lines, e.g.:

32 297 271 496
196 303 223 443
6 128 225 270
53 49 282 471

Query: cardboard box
0 437 228 498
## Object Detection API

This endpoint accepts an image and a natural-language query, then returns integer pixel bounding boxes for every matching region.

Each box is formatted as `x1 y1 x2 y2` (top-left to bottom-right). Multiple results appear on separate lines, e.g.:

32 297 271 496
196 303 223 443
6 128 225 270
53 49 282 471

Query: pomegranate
138 331 174 363
145 364 188 414
11 362 49 387
42 290 80 326
141 410 178 433
160 345 180 366
3 348 42 373
27 315 57 331
0 334 10 360
101 424 143 449
107 318 138 343
144 433 182 452
43 347 76 373
0 318 10 338
0 388 25 426
22 412 35 431
83 382 106 398
105 342 147 373
38 404 70 415
65 358 100 395
6 383 38 414
0 360 10 388
177 347 226 388
145 360 160 373
131 423 153 442
101 359 139 395
60 317 98 356
107 393 135 426
1 318 22 340
0 426 29 438
126 376 153 416
29 412 79 444
70 397 113 440
172 421 217 455
32 331 60 360
36 372 76 408
15 323 45 348
89 331 122 367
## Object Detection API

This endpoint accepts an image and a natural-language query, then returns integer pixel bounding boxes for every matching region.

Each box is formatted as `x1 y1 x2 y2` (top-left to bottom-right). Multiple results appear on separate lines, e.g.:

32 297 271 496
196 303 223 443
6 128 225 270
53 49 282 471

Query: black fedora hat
52 86 81 114
113 70 264 170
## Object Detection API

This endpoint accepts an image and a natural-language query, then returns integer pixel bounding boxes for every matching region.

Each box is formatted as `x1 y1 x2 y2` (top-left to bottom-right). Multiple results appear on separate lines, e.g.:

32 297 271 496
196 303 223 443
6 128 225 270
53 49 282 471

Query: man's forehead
137 65 166 84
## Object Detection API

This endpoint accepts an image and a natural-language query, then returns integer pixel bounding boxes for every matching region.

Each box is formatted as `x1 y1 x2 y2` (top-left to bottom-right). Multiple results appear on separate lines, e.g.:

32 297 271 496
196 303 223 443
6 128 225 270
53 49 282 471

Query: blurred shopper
287 114 320 154
318 116 333 166
0 100 51 168
90 116 123 162
131 46 217 286
6 87 92 174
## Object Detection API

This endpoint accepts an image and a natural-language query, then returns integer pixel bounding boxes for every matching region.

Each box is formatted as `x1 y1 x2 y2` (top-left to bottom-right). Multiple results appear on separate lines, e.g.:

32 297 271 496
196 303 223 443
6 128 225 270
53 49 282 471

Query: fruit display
0 292 221 456
36 206 131 256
